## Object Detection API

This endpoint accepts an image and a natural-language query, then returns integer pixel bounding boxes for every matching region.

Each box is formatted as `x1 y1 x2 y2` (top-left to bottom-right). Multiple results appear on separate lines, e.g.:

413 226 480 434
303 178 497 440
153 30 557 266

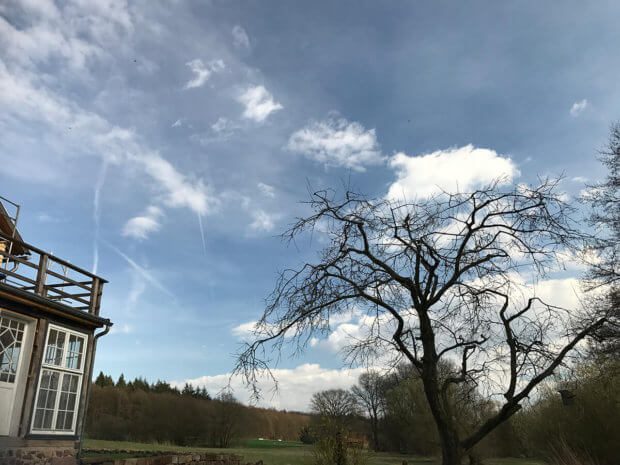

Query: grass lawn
83 439 545 465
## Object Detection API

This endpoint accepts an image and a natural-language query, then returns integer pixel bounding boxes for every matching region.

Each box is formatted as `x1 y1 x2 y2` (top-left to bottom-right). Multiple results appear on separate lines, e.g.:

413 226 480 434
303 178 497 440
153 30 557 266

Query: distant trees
351 371 383 450
310 389 364 465
236 180 610 465
209 392 243 448
519 359 620 465
86 373 310 446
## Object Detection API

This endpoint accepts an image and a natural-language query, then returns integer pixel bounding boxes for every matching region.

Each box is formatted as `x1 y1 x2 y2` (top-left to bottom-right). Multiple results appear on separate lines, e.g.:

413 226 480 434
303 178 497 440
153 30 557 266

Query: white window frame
30 324 88 435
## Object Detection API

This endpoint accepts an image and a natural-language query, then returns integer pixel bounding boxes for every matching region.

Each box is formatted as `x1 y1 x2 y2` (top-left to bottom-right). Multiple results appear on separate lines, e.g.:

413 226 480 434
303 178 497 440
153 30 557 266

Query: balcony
0 230 106 317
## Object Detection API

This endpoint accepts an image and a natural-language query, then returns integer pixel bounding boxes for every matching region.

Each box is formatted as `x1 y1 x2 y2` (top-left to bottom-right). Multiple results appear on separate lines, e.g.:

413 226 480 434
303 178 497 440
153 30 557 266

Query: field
83 439 545 465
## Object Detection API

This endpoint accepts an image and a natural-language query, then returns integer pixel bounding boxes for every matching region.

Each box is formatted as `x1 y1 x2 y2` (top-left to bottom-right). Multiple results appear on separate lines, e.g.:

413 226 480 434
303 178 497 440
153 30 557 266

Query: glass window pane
44 329 65 366
33 327 84 433
65 335 84 370
0 316 25 384
33 370 61 431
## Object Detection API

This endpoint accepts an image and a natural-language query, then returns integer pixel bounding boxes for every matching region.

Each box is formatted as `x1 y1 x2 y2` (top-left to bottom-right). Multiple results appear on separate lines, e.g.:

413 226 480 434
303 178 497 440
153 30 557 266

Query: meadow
83 439 545 465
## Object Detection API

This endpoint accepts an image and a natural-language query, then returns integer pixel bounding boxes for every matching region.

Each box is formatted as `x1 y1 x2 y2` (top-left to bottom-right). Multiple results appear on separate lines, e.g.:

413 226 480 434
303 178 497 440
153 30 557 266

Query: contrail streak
92 160 108 274
197 212 207 255
104 241 175 299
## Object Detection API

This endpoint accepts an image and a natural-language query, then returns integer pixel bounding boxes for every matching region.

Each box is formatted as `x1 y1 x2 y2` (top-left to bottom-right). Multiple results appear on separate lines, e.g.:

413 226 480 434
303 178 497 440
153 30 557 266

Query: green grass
83 439 546 465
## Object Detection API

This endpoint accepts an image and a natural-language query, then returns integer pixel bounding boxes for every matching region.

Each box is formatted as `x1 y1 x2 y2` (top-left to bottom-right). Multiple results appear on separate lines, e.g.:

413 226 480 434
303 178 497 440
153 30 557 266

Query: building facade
0 198 111 464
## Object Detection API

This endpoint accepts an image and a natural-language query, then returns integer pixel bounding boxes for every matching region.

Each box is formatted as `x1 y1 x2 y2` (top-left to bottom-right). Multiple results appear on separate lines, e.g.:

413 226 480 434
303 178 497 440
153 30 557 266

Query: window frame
30 324 88 435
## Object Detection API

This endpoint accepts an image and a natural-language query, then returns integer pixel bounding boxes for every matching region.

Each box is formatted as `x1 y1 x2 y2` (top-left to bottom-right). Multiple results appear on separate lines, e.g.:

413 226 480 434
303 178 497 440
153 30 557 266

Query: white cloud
231 320 259 340
110 323 133 335
184 58 225 89
171 119 182 128
137 153 216 215
570 99 588 117
0 62 217 218
387 144 519 200
257 182 276 198
237 85 283 122
210 117 239 138
571 176 588 183
179 363 367 411
0 0 132 72
287 116 384 171
122 205 164 240
249 209 278 232
232 25 250 49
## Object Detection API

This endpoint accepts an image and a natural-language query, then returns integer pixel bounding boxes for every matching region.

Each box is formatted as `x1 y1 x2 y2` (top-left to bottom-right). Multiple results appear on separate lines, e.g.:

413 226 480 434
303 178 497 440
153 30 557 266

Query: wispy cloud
105 242 175 299
257 182 276 198
287 115 384 171
92 160 108 274
232 25 250 49
122 205 164 240
570 99 588 117
249 209 278 233
197 212 207 254
184 59 225 89
237 85 283 122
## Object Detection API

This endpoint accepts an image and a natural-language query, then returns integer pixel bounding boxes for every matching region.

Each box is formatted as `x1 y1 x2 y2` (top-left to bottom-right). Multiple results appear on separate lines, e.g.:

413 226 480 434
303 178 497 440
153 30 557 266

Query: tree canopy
235 178 610 465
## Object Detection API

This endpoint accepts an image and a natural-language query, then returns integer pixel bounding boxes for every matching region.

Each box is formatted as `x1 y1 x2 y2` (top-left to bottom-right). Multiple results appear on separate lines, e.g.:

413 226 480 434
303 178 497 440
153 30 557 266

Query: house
0 197 111 464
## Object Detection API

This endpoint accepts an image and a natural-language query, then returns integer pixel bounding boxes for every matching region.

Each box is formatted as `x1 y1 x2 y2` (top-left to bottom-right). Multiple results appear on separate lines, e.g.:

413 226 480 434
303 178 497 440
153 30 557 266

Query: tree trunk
371 416 379 450
418 354 463 465
438 426 462 465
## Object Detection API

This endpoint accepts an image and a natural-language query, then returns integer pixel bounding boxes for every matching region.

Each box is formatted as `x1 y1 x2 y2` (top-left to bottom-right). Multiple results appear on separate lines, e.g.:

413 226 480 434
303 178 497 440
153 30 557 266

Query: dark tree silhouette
583 123 620 358
351 371 384 450
234 179 609 465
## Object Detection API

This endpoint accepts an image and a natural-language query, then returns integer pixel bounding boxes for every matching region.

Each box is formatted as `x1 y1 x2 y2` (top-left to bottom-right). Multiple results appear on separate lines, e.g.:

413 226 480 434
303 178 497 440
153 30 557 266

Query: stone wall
0 446 77 465
82 453 252 465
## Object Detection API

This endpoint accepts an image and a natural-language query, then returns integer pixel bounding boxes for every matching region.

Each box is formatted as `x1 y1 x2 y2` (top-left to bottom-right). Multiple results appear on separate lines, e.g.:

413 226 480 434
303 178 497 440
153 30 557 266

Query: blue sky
1 0 618 411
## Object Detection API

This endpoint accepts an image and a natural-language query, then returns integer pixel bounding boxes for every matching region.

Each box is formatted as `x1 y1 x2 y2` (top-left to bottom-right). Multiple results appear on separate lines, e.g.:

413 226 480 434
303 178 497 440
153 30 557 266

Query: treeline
311 355 619 464
86 373 310 447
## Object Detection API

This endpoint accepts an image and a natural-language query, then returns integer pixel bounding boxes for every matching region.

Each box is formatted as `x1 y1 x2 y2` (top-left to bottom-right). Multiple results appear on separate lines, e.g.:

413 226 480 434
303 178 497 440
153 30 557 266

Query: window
32 325 87 434
0 316 25 383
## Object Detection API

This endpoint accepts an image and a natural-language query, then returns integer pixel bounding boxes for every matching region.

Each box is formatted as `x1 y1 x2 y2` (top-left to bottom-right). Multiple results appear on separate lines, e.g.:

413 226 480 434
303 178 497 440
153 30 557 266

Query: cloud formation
249 209 278 232
570 99 588 117
180 363 367 411
122 205 164 240
232 25 250 49
287 116 384 171
184 59 225 89
387 145 519 200
237 85 283 122
257 182 276 198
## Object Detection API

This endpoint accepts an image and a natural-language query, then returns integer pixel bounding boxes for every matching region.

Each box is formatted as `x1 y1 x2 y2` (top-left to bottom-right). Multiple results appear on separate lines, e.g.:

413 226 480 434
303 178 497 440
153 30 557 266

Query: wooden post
34 253 48 297
89 277 100 315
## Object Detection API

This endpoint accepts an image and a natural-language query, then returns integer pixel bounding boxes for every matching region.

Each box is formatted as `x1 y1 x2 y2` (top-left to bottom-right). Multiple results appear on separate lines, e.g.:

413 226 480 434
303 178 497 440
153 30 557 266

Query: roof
0 201 28 256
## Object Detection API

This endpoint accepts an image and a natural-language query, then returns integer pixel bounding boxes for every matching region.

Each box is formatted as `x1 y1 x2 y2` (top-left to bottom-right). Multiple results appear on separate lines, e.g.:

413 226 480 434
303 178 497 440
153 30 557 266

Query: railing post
35 253 48 297
89 277 100 315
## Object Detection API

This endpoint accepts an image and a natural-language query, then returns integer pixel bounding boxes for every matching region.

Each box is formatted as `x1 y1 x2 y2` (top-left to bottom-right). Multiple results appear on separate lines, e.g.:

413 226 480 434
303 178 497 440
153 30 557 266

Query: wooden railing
0 231 106 316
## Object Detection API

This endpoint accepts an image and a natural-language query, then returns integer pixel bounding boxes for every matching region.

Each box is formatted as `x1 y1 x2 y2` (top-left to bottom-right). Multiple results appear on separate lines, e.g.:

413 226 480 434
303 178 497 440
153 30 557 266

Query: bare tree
583 123 620 357
209 392 243 448
311 389 360 421
234 179 609 465
351 371 384 450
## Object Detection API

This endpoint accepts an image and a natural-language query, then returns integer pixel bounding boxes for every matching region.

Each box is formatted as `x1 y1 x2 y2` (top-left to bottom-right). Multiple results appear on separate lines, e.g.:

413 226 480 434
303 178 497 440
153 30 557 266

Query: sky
1 0 619 412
